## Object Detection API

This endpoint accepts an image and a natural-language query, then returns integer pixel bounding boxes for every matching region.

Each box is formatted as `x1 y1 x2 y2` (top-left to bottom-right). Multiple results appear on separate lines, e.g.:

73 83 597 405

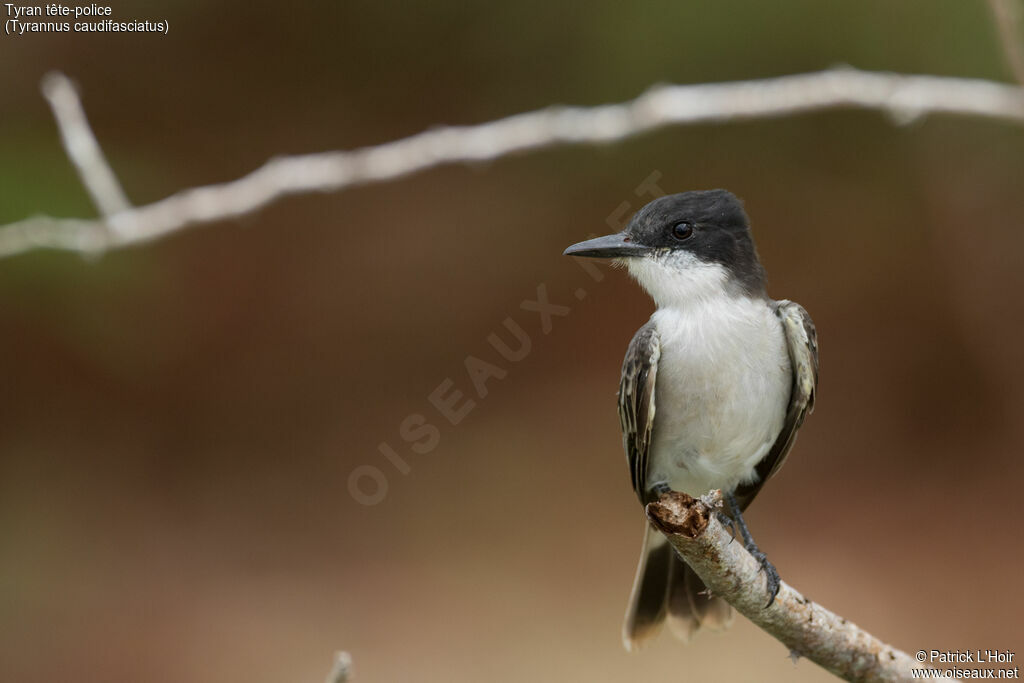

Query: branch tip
40 70 131 222
645 490 711 538
325 651 353 683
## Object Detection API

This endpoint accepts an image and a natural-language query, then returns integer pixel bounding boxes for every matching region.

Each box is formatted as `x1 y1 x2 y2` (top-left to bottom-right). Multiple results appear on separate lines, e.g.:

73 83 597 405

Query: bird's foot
723 491 780 607
715 509 738 543
747 546 781 607
650 481 671 496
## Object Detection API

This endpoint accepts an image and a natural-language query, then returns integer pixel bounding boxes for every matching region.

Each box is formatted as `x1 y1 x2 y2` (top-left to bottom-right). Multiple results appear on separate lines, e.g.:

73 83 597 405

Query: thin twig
3 68 1024 259
324 651 353 683
646 491 952 683
988 0 1024 85
40 72 132 222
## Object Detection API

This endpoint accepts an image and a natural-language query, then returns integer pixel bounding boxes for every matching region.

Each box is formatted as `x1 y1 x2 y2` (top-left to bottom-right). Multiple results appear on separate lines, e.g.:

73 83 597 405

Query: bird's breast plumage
646 296 791 497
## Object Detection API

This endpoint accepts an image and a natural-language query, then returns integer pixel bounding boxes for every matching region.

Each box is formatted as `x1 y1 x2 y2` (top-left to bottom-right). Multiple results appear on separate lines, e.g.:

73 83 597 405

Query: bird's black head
563 189 766 299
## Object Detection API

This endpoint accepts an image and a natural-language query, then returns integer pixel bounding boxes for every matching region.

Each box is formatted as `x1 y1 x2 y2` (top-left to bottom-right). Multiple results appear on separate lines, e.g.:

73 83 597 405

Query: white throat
625 251 736 310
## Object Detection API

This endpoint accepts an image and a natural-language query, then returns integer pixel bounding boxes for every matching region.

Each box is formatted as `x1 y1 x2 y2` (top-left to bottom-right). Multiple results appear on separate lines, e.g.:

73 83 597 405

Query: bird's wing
733 300 818 510
618 322 661 504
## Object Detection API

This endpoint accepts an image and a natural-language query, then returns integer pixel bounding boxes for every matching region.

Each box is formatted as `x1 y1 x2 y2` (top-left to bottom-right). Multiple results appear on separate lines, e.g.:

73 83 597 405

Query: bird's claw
650 481 672 496
748 547 780 607
715 509 738 543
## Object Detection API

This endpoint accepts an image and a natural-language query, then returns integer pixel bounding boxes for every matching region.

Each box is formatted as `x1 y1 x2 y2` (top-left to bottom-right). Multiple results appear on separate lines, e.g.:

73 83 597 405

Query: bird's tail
622 522 733 651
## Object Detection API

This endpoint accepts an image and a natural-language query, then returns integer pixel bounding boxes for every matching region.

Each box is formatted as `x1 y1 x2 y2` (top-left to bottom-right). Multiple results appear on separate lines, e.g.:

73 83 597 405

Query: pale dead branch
1 68 1023 259
40 73 131 221
647 491 953 683
324 651 353 683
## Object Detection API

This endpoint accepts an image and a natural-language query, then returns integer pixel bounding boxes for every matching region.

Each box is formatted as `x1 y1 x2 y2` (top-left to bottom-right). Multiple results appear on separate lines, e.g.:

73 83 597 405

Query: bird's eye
671 222 694 240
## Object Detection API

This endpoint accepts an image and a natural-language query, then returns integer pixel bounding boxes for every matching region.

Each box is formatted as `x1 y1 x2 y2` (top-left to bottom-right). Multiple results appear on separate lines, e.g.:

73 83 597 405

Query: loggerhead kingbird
564 189 818 650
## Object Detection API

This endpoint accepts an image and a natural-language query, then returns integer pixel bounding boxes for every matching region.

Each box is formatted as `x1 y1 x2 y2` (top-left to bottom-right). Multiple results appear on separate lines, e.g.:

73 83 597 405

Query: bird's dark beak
563 232 650 259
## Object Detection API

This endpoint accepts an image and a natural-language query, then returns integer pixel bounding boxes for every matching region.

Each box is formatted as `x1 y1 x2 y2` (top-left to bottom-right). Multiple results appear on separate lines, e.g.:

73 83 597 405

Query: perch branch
647 490 951 683
2 67 1024 259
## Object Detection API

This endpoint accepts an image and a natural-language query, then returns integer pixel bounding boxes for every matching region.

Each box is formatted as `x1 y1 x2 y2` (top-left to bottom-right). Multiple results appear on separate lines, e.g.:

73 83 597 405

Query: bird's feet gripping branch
723 491 781 607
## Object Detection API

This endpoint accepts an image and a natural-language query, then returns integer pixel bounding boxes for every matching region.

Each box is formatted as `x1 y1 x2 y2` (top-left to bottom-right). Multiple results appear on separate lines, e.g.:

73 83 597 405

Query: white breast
626 254 792 497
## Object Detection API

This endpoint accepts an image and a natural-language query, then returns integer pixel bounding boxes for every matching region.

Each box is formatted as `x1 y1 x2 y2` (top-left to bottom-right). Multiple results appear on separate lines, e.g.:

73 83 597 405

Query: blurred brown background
2 1 1023 681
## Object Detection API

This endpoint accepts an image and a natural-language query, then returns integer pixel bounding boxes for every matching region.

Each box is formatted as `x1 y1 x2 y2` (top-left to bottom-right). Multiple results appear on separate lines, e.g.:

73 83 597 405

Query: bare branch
3 68 1024 259
988 0 1024 85
324 651 353 683
647 491 950 683
40 72 132 222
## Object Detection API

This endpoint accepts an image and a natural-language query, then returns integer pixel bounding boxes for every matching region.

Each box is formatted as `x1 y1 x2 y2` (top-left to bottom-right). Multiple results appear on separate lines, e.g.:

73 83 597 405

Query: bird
563 189 818 651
